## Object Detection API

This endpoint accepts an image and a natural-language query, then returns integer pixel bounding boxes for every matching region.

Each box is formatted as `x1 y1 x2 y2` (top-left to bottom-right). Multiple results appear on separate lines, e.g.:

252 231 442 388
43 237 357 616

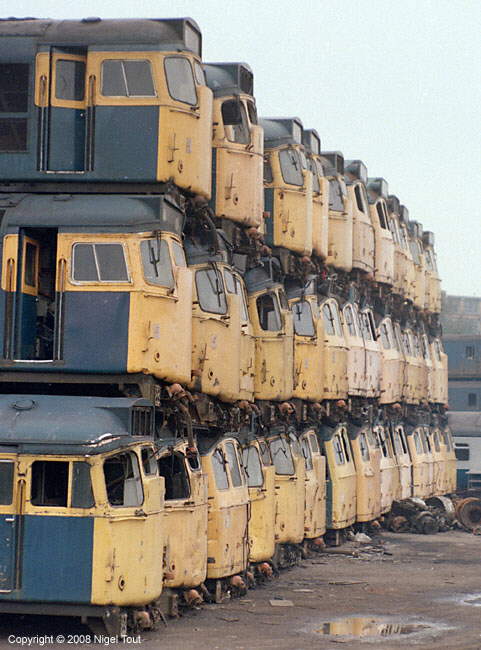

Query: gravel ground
1 529 481 650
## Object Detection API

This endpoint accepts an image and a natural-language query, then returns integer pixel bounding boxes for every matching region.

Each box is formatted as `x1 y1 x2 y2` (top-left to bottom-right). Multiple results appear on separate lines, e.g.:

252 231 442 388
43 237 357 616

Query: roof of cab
0 394 154 454
0 193 184 235
0 17 202 55
204 62 254 98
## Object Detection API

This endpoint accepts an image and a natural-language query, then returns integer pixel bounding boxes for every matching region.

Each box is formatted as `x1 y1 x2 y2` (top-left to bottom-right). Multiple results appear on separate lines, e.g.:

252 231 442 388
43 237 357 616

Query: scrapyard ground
1 530 481 650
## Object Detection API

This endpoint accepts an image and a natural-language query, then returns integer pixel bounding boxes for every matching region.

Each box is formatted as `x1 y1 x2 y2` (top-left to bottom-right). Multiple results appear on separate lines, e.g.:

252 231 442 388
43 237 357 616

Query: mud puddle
312 616 447 642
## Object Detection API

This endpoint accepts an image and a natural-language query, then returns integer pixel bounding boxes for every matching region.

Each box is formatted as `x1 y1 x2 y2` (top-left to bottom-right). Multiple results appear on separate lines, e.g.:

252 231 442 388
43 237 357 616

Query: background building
443 293 481 489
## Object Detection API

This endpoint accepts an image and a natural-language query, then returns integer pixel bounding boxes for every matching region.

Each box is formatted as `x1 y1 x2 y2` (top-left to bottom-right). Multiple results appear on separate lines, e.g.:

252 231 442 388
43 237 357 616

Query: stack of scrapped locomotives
0 17 455 636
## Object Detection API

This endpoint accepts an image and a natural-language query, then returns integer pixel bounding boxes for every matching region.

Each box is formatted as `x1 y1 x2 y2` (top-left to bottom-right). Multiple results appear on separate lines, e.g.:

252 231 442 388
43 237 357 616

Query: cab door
15 234 40 360
0 458 17 592
36 50 87 172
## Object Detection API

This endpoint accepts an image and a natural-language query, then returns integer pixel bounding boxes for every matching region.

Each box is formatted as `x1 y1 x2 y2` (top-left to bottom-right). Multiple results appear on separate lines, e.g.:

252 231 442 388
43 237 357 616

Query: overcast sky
6 0 481 297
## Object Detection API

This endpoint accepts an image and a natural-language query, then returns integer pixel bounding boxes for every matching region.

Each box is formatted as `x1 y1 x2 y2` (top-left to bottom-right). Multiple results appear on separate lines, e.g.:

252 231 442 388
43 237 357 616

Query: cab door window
55 59 85 101
103 452 143 507
164 57 197 105
140 239 174 288
101 59 155 97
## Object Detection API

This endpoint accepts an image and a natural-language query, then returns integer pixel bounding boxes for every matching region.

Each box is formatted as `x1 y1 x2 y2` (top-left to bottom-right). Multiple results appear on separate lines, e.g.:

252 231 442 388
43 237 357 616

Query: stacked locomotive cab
0 14 454 635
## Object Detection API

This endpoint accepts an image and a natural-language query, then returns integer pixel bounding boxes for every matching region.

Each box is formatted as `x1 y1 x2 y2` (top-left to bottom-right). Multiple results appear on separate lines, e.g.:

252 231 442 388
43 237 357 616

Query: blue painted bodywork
61 291 129 372
0 515 93 602
0 516 16 591
0 290 129 372
48 107 86 172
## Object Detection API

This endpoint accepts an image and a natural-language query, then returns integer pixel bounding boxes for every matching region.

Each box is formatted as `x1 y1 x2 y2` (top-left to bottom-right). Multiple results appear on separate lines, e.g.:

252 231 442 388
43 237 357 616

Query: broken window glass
270 436 295 475
71 462 95 508
158 452 190 500
103 452 143 507
222 99 250 144
31 460 69 507
257 292 281 331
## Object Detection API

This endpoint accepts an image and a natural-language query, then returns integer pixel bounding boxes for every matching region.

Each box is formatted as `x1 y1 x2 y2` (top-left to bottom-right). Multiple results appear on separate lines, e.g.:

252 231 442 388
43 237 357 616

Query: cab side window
102 59 156 97
31 461 68 507
0 461 14 505
164 57 197 105
72 243 129 282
